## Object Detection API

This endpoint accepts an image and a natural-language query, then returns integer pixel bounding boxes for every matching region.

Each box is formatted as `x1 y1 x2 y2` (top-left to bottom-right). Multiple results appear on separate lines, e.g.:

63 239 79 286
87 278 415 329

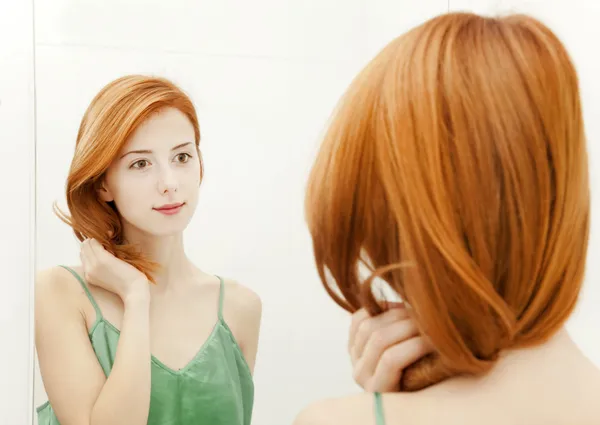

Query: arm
35 267 152 425
90 289 151 425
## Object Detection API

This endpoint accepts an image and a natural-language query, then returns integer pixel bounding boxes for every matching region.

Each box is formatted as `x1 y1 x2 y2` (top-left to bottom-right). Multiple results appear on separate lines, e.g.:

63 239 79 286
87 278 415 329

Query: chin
133 226 187 239
147 219 192 237
124 216 193 239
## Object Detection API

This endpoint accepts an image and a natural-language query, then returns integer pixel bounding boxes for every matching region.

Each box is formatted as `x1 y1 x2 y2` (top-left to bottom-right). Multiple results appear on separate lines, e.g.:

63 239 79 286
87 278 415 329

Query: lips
153 203 185 216
154 202 184 211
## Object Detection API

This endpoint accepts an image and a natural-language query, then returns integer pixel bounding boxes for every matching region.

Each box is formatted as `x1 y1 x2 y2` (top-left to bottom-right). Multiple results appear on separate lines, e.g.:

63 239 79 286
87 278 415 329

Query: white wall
30 1 600 425
0 1 36 425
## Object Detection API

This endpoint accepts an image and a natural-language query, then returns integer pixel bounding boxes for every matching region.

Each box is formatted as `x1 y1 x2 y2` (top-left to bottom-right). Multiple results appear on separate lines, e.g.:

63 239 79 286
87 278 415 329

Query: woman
35 75 261 425
297 12 600 425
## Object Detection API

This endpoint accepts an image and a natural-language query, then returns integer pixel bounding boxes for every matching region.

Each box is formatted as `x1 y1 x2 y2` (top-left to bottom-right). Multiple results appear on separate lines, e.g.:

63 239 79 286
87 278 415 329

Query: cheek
181 164 202 187
111 175 152 215
179 168 201 208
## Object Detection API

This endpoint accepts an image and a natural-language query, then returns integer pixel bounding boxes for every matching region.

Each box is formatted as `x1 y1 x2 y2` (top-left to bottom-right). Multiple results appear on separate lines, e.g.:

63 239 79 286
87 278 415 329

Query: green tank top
374 392 386 425
36 266 254 425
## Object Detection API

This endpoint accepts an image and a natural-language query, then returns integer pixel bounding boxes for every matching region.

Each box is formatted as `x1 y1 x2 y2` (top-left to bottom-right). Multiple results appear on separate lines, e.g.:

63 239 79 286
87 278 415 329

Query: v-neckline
92 315 223 375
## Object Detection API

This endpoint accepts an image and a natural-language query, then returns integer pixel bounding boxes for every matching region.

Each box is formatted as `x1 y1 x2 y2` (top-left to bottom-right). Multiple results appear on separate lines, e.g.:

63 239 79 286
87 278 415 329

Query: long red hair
55 75 202 281
305 12 590 390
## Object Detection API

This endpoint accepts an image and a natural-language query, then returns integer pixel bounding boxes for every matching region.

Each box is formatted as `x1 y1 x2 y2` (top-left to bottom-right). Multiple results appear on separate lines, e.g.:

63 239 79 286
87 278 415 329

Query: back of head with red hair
305 12 590 390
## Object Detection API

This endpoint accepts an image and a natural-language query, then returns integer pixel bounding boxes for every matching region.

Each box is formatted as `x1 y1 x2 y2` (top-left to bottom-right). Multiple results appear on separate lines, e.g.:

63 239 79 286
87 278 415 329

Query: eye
175 153 192 163
130 159 150 170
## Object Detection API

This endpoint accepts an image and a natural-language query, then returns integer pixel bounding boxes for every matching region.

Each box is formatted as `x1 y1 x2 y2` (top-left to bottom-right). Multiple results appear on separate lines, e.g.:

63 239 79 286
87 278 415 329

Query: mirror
30 1 600 425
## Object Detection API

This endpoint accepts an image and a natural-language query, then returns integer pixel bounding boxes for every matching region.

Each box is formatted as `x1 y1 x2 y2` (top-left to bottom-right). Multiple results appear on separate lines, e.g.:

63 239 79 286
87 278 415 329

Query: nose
156 166 178 194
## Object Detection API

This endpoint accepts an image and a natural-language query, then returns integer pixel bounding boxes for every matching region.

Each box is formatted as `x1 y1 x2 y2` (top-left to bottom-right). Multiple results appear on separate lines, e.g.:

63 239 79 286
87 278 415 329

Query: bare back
407 331 600 425
297 331 600 425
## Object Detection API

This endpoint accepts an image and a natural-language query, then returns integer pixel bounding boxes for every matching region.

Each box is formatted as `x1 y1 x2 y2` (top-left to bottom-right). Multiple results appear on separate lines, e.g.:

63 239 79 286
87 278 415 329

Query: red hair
55 75 202 281
305 12 590 390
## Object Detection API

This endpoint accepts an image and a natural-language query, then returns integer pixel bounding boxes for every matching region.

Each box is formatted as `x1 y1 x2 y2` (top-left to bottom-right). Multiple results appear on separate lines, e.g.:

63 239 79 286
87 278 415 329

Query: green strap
60 265 103 320
374 392 386 425
217 275 225 321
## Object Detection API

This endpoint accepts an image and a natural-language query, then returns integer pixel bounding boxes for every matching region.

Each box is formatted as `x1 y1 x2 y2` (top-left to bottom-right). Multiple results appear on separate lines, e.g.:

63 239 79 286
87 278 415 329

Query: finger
80 238 90 261
88 238 100 254
352 308 410 362
80 241 86 269
349 309 369 353
353 319 419 387
351 307 410 362
90 238 110 265
367 336 434 392
83 238 98 263
81 240 98 280
80 240 92 281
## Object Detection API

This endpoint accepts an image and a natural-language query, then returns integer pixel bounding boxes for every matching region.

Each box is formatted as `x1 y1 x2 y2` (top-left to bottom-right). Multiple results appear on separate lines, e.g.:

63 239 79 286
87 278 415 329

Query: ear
96 180 114 202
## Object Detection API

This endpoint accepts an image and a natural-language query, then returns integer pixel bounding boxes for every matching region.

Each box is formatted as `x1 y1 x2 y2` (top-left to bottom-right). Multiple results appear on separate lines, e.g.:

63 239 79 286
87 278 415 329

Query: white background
0 1 598 425
0 0 36 424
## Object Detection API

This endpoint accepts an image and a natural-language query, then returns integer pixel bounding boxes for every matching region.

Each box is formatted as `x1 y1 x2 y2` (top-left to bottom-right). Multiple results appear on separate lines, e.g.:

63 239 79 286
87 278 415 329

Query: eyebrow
120 142 193 159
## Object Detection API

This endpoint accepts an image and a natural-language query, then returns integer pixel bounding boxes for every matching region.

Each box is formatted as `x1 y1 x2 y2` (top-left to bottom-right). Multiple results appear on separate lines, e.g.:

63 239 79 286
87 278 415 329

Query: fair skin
294 305 600 425
35 107 262 425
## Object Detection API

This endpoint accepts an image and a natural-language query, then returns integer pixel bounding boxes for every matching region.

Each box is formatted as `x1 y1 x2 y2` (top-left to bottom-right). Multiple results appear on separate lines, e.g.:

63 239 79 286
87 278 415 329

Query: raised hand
80 238 149 301
348 303 434 392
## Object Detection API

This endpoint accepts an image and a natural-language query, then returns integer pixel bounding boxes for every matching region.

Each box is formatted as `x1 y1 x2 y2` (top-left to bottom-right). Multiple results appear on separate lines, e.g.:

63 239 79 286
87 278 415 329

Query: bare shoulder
35 265 82 301
294 391 454 425
221 277 262 317
219 277 262 371
294 393 378 425
35 266 88 333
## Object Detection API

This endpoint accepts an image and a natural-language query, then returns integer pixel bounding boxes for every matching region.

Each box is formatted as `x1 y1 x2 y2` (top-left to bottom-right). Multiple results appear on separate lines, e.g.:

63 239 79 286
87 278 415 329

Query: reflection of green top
37 265 254 425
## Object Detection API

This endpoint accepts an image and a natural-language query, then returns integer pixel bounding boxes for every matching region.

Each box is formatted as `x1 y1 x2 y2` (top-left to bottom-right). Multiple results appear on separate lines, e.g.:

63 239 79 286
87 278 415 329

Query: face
98 107 201 237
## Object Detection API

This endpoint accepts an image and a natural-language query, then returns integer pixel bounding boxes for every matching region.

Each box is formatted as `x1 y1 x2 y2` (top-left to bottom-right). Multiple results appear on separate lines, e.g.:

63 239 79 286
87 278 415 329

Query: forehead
123 107 195 152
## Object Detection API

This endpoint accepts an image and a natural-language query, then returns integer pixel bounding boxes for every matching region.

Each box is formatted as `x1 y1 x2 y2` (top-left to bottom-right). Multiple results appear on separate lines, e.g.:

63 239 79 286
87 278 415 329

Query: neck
122 225 195 290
